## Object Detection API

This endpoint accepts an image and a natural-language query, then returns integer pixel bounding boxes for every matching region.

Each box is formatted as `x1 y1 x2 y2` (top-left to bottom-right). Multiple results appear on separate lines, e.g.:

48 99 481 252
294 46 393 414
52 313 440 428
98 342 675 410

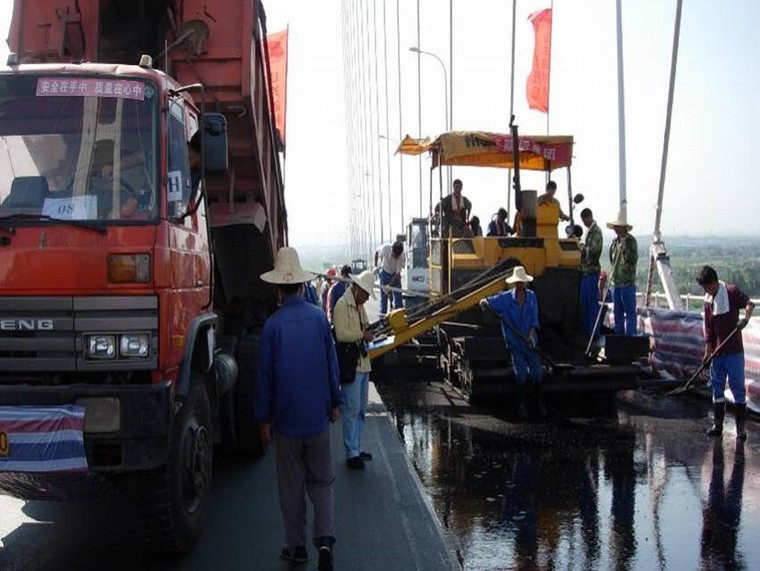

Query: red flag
267 29 288 145
526 9 552 113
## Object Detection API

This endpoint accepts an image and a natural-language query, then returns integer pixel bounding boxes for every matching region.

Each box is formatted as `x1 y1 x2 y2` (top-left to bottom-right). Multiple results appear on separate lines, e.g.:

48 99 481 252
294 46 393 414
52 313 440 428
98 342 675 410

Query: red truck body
0 0 285 552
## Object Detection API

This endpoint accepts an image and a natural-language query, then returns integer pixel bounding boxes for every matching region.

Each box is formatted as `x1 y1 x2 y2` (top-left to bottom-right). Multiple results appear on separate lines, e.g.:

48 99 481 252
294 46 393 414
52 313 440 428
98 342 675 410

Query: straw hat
606 211 632 231
505 265 534 284
353 270 377 299
260 247 315 284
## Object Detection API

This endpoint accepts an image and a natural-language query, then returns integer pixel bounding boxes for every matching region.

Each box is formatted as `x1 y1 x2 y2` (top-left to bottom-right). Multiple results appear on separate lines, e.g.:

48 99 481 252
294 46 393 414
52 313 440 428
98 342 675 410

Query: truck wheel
135 380 213 553
234 332 268 456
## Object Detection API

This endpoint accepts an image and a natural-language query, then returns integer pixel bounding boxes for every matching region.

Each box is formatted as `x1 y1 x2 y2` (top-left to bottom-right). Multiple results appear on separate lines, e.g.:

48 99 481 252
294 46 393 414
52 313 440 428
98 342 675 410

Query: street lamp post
409 46 451 196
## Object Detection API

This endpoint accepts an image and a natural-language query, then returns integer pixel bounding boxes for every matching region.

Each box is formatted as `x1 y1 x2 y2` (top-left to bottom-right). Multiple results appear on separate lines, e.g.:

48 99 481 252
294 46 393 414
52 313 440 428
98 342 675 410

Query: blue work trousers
612 285 637 336
379 269 402 317
341 371 369 459
509 345 542 386
710 352 746 404
580 272 600 338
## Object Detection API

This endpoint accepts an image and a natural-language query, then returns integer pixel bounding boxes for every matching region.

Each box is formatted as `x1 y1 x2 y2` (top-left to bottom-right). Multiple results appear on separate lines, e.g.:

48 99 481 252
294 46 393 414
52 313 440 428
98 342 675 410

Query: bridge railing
638 292 760 313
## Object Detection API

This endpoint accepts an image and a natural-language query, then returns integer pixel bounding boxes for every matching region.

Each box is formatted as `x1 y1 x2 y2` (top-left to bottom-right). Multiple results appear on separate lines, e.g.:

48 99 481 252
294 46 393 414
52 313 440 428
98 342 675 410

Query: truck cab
0 0 284 554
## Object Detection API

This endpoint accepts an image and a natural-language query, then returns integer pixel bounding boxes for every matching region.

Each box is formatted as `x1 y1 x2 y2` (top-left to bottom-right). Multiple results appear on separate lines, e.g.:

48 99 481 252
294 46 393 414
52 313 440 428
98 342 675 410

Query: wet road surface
376 379 760 571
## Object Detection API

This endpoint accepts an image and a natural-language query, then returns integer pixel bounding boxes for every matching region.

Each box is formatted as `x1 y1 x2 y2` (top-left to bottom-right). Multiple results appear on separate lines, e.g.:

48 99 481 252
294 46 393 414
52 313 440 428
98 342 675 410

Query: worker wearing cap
479 266 544 419
607 212 638 336
319 268 337 309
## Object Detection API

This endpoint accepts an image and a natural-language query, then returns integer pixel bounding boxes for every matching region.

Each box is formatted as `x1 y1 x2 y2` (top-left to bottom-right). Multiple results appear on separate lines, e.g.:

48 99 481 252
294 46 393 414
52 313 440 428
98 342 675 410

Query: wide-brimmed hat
606 211 632 230
260 247 315 284
505 265 534 284
354 270 377 299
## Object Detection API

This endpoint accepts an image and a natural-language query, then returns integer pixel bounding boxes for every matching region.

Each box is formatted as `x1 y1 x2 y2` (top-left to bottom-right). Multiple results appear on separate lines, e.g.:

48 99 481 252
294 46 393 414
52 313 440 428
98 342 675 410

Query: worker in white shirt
374 241 405 318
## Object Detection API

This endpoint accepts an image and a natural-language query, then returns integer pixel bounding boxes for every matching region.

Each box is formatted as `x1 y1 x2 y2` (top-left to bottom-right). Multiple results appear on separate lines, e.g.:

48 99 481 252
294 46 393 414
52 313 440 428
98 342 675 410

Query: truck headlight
120 333 150 358
86 335 117 359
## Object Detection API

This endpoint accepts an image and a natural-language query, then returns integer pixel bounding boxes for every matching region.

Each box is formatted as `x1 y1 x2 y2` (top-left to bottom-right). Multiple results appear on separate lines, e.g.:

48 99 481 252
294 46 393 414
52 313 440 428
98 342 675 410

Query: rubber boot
706 402 725 437
735 403 747 441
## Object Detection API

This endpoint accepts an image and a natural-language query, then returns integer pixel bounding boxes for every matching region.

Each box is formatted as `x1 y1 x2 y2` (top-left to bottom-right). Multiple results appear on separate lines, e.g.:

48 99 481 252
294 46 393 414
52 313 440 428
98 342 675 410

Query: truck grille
0 296 158 383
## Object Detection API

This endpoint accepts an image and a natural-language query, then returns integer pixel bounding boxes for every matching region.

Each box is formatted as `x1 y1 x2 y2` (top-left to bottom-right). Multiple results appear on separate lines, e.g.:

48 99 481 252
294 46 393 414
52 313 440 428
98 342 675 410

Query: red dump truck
0 0 285 552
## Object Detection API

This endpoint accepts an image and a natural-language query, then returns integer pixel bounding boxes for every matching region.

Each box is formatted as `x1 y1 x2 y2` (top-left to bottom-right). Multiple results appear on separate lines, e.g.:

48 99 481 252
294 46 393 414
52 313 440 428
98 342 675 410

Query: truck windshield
0 74 158 222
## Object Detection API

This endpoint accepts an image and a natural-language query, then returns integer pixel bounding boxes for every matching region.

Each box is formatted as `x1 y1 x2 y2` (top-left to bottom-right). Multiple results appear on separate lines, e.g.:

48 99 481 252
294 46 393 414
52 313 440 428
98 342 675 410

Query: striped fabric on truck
0 405 87 472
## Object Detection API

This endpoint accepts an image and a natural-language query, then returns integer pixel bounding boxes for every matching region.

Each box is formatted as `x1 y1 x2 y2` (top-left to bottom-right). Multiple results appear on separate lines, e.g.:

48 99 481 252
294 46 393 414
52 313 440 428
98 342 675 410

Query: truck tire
217 337 240 455
135 380 213 554
234 331 268 456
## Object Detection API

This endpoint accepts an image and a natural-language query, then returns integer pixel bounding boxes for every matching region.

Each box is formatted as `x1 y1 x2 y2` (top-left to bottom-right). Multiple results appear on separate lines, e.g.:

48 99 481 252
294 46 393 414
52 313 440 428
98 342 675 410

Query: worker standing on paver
255 247 343 571
537 180 570 222
579 208 603 338
480 266 544 419
607 212 638 336
696 265 755 440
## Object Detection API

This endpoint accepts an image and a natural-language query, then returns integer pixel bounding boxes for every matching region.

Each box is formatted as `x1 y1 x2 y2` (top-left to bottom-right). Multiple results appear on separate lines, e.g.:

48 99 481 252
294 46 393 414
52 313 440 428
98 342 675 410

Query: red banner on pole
526 8 552 113
267 29 288 145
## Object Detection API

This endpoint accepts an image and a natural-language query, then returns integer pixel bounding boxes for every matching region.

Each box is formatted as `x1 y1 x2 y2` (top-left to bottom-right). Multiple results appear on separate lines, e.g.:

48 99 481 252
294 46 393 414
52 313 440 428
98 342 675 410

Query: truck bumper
0 382 172 471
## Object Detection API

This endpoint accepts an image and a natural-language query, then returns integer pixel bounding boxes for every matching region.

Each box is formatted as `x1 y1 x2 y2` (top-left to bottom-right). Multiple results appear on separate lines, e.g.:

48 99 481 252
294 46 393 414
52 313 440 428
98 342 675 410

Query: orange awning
398 131 573 171
394 135 431 156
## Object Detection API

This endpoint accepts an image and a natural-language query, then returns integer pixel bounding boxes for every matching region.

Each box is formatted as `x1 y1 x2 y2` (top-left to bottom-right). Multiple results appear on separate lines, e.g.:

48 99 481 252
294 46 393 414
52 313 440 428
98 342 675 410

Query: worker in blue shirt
326 264 353 320
303 279 319 305
480 266 544 419
255 246 343 570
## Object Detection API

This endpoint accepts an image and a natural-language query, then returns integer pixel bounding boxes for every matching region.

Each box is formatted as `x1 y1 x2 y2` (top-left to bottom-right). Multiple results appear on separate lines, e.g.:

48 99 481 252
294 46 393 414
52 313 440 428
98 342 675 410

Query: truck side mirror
203 112 228 174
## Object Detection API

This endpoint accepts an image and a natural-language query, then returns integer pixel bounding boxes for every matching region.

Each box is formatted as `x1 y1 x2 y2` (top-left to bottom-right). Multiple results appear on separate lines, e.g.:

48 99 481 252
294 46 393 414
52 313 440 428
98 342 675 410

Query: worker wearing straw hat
607 211 638 336
255 246 343 568
479 266 544 419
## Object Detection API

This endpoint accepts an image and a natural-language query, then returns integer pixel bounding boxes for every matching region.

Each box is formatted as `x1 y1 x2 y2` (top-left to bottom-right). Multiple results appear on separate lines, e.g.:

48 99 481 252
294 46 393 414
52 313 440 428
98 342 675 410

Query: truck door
164 98 211 367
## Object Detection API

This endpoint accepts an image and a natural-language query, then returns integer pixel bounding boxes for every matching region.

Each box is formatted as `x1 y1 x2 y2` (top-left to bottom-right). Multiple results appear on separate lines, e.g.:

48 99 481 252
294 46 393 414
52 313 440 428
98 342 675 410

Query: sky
2 0 759 253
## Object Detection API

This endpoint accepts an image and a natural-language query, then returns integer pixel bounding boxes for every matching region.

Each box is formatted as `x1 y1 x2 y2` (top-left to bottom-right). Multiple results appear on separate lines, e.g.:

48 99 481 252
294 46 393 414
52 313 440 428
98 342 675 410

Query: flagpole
416 0 423 217
615 0 628 216
507 0 516 222
448 0 453 194
546 0 553 137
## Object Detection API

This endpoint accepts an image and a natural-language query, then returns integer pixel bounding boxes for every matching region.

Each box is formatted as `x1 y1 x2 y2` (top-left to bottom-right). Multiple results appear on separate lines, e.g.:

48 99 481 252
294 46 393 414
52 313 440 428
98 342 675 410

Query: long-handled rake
664 325 741 396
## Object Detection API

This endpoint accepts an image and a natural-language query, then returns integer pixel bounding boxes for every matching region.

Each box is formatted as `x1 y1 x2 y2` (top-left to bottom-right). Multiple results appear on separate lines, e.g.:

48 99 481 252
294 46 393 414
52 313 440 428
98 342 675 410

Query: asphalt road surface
0 384 454 571
376 378 760 571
